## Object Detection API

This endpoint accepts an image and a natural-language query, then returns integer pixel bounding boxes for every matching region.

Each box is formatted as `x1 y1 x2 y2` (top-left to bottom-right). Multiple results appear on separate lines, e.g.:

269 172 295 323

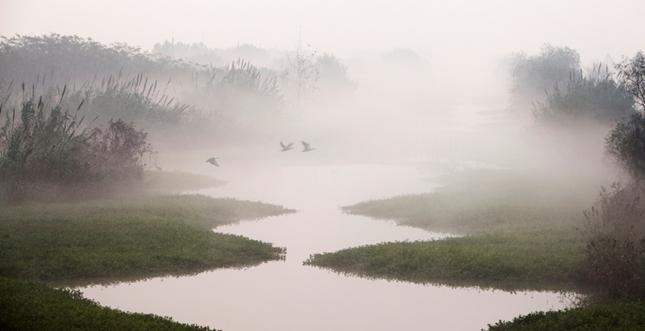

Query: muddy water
79 162 568 331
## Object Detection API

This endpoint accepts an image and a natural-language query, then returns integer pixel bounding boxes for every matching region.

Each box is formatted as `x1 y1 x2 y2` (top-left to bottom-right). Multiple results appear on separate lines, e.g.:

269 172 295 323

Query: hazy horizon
2 0 644 93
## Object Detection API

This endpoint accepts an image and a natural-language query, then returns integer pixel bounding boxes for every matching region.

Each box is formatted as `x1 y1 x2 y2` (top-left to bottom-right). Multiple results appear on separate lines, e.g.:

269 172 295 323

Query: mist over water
5 1 643 329
81 160 569 331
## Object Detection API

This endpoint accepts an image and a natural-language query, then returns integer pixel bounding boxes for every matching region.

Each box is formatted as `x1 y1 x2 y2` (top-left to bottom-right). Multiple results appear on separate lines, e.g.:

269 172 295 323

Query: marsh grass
0 277 218 331
0 194 294 285
305 169 602 291
0 88 158 204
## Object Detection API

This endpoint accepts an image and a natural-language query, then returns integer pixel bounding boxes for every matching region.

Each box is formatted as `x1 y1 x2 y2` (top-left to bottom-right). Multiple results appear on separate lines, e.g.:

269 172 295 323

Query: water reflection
79 163 569 331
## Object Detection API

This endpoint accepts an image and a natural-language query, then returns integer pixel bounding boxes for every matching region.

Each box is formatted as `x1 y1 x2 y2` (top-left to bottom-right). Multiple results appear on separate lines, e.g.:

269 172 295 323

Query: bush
0 91 155 204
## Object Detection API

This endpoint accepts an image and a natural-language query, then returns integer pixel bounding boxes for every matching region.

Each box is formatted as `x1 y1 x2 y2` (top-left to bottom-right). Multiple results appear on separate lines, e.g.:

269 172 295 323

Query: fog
2 1 644 329
3 0 644 91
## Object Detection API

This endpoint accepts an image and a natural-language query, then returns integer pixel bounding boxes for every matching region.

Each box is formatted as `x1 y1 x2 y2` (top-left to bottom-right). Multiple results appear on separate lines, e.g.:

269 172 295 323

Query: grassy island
0 173 294 330
305 169 595 291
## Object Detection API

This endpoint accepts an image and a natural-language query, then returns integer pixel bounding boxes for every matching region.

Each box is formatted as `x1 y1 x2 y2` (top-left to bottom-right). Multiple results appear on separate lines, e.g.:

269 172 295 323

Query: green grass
306 169 603 291
0 277 219 331
485 301 645 331
0 194 295 285
304 232 585 292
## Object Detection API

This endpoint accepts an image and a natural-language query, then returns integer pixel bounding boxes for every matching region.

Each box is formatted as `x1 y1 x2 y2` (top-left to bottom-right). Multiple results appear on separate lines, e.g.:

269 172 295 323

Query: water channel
79 160 569 331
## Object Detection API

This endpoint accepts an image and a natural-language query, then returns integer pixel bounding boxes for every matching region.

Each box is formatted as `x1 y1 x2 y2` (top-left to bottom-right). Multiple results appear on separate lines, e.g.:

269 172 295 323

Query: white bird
280 141 293 151
301 141 315 152
206 157 219 166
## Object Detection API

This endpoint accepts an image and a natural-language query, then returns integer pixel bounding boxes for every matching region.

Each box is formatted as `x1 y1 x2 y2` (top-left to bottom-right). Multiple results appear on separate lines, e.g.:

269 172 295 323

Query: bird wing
287 142 293 148
280 141 286 149
301 141 310 148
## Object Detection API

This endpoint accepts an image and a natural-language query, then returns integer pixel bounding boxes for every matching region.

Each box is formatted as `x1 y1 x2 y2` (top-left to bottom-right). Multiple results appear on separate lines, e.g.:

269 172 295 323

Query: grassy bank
0 194 295 285
305 169 603 291
0 277 218 331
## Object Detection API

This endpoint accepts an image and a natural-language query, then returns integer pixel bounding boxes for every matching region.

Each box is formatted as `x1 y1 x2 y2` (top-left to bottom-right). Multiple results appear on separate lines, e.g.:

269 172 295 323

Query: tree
616 51 645 112
314 53 356 104
510 44 580 110
605 52 645 181
279 42 319 105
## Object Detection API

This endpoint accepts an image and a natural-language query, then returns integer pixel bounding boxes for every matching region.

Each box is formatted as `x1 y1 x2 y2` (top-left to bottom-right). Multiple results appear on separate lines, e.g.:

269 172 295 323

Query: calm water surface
79 162 569 331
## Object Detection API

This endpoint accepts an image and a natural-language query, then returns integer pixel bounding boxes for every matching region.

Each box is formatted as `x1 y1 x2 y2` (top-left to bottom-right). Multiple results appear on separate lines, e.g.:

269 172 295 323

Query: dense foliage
0 277 219 331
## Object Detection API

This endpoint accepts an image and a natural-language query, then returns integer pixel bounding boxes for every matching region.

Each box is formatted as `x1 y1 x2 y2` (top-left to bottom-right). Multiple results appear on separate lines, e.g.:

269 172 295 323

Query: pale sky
1 0 643 87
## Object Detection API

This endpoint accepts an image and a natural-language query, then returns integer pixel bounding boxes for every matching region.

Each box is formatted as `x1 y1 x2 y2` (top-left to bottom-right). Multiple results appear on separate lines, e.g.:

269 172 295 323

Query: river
78 159 569 331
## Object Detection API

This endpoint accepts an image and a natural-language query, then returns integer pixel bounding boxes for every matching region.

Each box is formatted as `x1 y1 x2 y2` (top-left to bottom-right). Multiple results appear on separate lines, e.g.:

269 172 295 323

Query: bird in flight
301 141 315 152
206 157 219 166
280 141 293 151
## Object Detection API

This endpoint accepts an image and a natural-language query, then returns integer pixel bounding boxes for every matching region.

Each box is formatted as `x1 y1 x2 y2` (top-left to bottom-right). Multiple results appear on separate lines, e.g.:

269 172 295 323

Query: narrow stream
79 162 569 331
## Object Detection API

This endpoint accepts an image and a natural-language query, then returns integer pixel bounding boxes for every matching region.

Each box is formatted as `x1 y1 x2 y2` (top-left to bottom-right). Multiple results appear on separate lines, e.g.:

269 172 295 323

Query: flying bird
206 157 219 166
280 141 293 151
301 141 315 152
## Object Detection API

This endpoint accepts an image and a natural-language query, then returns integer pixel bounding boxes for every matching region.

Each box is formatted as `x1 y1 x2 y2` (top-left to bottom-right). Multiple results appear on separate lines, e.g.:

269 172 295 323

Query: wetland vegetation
305 168 593 291
305 50 645 330
0 194 294 285
2 32 645 330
